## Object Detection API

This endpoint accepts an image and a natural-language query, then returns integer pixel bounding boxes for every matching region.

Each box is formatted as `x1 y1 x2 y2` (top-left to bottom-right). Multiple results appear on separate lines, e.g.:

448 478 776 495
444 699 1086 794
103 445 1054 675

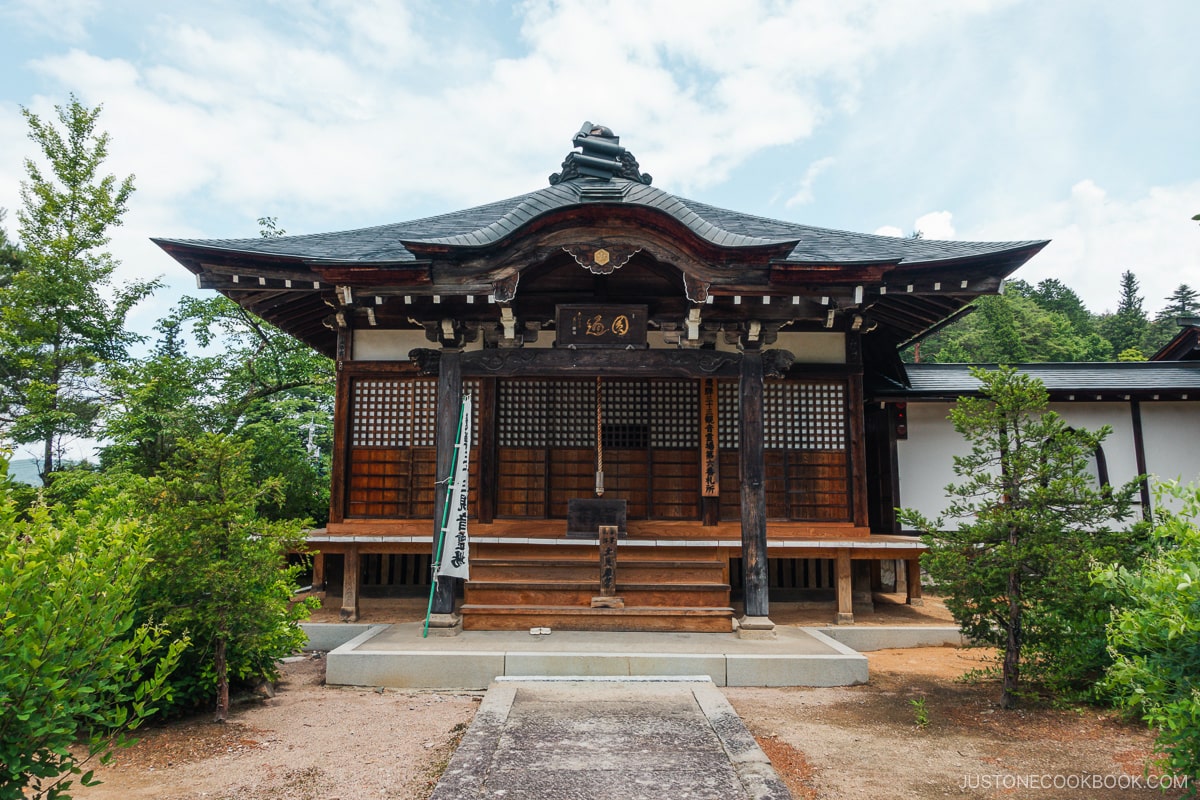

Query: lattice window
551 381 594 448
350 378 480 447
498 380 549 447
764 382 846 451
718 382 740 449
351 380 410 447
648 381 699 448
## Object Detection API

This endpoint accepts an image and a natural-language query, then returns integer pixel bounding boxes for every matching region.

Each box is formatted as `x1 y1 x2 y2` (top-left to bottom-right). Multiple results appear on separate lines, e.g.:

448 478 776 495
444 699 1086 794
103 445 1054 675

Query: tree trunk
214 636 229 723
1002 565 1021 709
42 433 53 483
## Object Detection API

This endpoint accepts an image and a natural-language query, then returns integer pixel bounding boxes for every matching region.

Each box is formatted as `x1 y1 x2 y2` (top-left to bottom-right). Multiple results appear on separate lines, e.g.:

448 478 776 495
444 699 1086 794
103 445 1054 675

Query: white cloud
1 0 100 43
786 156 835 207
871 211 955 240
914 210 955 240
17 0 1194 341
966 179 1200 316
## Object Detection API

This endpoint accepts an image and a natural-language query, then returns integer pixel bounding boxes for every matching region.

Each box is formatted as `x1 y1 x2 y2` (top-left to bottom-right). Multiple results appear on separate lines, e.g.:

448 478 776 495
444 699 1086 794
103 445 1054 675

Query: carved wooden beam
413 345 796 380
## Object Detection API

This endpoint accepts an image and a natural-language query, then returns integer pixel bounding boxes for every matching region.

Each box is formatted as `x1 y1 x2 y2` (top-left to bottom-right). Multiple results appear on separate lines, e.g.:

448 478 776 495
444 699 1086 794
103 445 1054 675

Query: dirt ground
74 597 1186 800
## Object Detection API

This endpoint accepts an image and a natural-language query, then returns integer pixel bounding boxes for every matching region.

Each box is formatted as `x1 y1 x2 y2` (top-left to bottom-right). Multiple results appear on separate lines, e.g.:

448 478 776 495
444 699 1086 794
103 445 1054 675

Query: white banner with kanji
436 393 472 580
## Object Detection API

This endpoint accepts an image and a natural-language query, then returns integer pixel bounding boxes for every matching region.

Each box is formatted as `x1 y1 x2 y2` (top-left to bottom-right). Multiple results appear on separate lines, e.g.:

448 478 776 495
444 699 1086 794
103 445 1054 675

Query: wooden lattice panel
347 377 479 519
350 378 437 447
718 382 740 449
719 378 852 522
718 380 847 451
647 381 699 448
764 381 846 451
498 379 699 520
552 381 594 447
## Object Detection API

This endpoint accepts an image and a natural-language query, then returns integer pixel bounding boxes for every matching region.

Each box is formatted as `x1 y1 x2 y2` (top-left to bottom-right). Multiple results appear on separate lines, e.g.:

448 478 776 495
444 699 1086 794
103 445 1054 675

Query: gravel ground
72 599 1184 800
75 656 481 800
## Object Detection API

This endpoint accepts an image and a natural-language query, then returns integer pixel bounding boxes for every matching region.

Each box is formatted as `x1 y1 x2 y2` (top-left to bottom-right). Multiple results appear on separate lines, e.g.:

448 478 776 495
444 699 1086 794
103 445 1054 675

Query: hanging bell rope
595 376 604 496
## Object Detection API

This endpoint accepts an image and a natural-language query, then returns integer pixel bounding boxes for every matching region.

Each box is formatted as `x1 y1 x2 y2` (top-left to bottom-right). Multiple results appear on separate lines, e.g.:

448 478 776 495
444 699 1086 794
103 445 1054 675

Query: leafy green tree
173 296 333 521
256 216 286 238
101 296 333 521
0 209 26 289
898 367 1140 708
910 291 1110 364
0 96 157 478
99 319 217 476
0 455 186 799
137 434 315 721
1097 482 1200 784
1021 278 1100 336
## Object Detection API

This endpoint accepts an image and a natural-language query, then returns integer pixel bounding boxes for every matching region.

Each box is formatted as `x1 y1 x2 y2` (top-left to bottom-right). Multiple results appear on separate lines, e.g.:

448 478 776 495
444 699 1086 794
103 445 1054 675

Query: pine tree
898 367 1139 708
1159 284 1199 320
1099 271 1151 360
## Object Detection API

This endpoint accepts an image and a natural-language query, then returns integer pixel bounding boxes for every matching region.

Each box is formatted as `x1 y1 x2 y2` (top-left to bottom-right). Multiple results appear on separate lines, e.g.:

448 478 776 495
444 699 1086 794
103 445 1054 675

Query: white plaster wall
713 331 845 360
895 402 969 522
774 332 846 363
352 329 430 360
1049 402 1139 489
898 399 1200 523
1140 401 1200 487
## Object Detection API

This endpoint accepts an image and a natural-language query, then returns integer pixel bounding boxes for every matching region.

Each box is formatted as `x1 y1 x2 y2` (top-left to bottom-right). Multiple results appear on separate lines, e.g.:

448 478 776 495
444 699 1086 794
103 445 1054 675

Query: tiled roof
154 178 1045 267
870 362 1200 398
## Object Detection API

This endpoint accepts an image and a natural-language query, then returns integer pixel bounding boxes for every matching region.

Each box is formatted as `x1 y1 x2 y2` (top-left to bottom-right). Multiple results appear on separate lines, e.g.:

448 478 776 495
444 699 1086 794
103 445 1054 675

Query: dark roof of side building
1151 318 1200 362
869 362 1200 401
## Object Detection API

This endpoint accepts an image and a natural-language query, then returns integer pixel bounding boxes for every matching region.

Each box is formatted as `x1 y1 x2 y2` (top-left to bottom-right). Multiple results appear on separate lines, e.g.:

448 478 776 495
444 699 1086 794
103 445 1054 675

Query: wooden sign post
591 525 624 608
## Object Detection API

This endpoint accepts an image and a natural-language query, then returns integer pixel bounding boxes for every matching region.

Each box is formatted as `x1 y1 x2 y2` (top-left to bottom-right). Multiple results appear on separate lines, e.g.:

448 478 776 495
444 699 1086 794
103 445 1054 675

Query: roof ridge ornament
549 122 652 186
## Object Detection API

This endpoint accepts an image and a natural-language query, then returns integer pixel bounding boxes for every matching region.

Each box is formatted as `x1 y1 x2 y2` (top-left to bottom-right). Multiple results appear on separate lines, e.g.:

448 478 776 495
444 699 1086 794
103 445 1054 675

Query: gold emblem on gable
594 248 610 266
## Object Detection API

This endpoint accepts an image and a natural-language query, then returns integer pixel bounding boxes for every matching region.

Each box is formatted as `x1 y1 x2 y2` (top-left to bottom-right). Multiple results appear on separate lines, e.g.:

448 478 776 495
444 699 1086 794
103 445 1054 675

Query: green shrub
0 456 186 799
136 434 316 720
1098 482 1200 786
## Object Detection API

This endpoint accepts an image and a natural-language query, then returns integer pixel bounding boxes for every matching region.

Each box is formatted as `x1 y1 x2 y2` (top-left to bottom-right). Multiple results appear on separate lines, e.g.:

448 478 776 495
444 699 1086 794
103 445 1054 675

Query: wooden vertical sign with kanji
701 378 719 497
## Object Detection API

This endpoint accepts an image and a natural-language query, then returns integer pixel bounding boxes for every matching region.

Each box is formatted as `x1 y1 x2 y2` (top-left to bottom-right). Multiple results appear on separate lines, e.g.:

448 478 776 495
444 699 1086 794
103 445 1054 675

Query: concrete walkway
430 677 792 800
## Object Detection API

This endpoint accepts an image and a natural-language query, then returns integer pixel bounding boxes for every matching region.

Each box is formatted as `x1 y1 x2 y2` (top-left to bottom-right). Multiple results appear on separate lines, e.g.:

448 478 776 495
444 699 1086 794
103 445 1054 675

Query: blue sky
2 0 1199 342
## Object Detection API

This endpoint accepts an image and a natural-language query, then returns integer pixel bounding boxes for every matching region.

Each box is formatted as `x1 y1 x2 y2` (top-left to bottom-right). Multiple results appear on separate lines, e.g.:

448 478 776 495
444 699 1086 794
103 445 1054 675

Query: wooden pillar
738 348 773 632
311 551 326 592
1130 400 1152 521
431 348 463 618
905 558 924 606
477 377 497 525
328 364 351 524
340 545 360 621
835 549 853 624
847 369 870 528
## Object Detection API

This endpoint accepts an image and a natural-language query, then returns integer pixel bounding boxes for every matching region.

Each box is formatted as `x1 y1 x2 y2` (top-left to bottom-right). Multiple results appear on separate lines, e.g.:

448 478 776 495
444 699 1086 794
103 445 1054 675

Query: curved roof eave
153 178 1047 269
